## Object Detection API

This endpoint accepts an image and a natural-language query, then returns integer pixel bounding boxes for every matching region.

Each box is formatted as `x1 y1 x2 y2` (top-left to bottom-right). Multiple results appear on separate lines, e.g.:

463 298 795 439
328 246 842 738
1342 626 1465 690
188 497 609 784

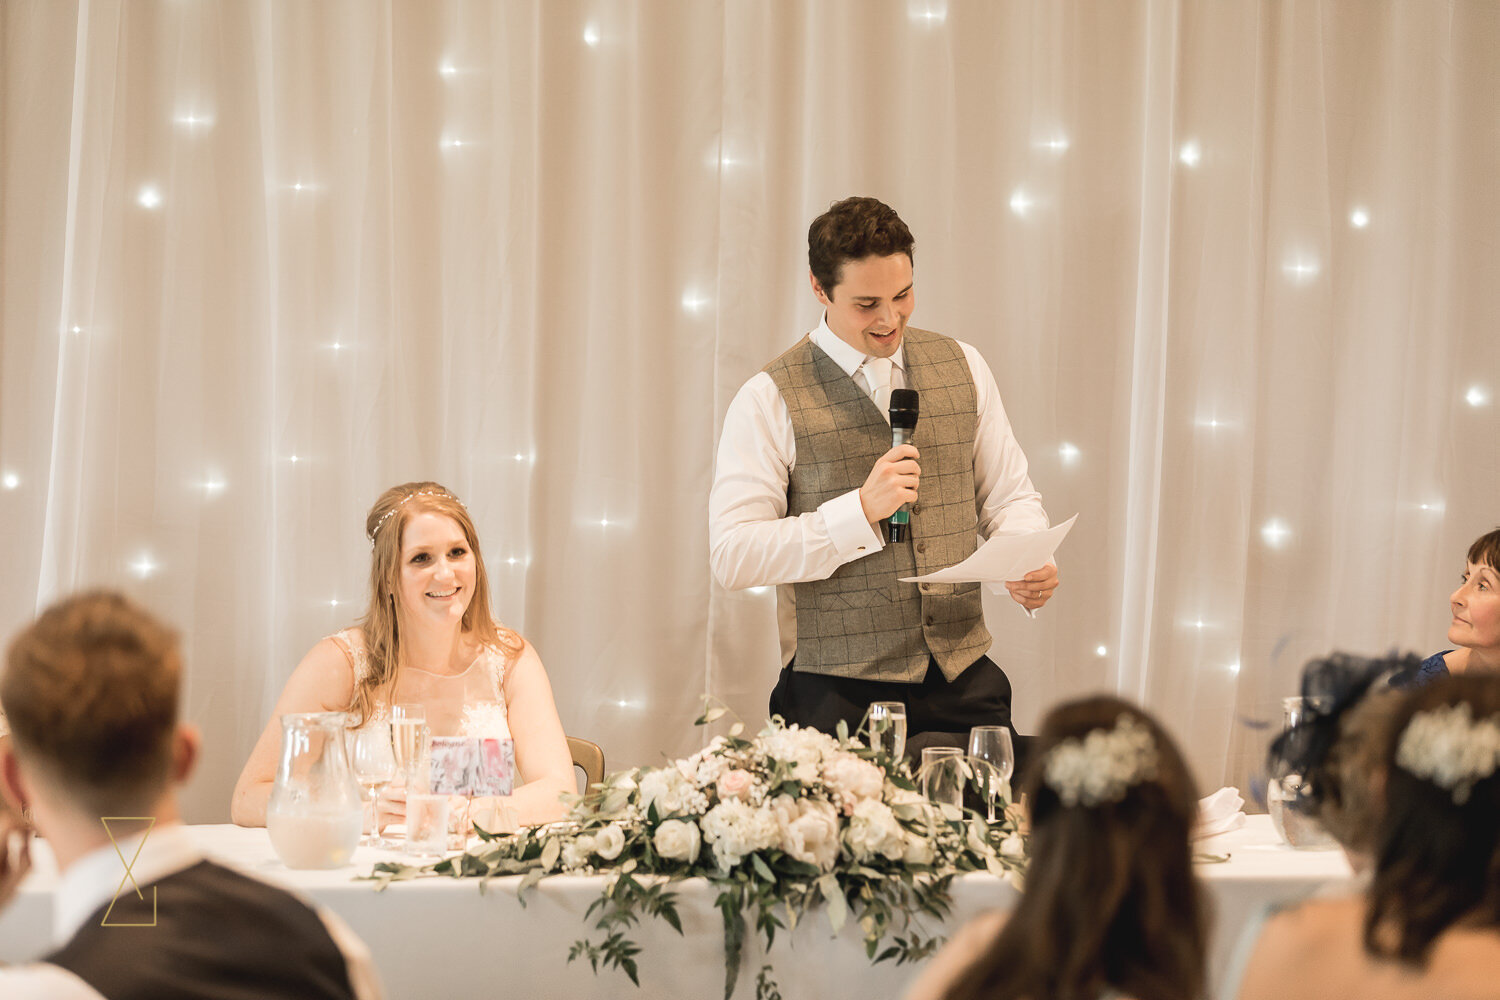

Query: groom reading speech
710 196 1059 755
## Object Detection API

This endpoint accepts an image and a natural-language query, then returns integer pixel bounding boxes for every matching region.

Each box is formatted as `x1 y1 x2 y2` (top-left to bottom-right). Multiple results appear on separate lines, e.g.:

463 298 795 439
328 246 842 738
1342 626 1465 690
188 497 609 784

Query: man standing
710 197 1058 751
0 591 383 999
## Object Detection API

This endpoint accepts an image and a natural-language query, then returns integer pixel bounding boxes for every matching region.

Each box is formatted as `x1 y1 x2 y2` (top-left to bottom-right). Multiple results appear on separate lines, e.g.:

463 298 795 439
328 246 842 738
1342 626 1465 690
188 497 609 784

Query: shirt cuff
821 490 883 562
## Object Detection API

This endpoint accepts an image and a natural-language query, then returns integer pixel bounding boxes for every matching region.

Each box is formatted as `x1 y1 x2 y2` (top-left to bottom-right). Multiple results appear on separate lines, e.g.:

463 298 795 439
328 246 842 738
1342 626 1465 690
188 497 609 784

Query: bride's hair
1366 674 1500 962
942 696 1206 1000
351 481 519 726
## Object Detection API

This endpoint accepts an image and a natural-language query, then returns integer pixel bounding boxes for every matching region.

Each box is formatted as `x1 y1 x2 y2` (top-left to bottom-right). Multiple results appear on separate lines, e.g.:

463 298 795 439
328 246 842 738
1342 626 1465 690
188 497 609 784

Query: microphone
888 388 919 543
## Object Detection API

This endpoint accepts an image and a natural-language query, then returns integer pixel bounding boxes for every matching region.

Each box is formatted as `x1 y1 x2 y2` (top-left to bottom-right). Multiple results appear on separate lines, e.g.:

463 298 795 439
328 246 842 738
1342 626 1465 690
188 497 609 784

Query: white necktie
864 357 893 416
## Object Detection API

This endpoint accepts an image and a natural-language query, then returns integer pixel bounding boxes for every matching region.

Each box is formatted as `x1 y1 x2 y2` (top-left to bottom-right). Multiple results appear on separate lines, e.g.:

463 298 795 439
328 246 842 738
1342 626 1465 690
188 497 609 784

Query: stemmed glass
865 701 908 762
348 722 397 847
967 726 1015 824
390 703 430 796
920 747 966 809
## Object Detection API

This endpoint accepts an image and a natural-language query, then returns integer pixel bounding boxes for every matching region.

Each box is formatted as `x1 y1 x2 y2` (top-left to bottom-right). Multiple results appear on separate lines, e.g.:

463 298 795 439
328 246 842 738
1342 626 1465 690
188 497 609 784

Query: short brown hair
1468 528 1500 571
1 591 182 815
807 197 914 297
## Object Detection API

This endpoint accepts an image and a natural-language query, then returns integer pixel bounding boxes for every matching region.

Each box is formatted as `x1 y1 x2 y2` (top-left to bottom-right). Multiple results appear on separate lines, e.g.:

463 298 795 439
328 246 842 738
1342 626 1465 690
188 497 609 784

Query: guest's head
1266 651 1419 868
0 592 197 838
1448 528 1500 662
1364 674 1500 962
943 696 1205 1000
356 482 504 724
808 197 916 359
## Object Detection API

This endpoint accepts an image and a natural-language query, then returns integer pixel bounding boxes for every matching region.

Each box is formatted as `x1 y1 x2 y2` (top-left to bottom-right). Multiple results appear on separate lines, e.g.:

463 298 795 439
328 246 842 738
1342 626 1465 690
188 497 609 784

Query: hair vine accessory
367 490 465 544
1395 702 1500 805
1043 715 1160 807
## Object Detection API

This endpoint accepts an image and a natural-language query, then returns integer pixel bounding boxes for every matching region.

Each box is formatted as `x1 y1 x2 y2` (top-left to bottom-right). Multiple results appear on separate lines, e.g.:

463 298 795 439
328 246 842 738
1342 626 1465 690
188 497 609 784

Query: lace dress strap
329 628 373 686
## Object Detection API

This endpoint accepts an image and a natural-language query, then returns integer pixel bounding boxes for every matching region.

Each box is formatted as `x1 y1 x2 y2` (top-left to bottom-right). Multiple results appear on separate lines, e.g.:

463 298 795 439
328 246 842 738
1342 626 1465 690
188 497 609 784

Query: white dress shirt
709 318 1049 664
0 824 384 999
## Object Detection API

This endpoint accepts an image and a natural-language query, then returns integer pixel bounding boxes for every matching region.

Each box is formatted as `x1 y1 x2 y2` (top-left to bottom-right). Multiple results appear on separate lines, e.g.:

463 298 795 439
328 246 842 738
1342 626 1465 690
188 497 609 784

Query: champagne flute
920 747 965 809
391 703 429 798
967 726 1014 824
347 722 396 847
866 701 908 762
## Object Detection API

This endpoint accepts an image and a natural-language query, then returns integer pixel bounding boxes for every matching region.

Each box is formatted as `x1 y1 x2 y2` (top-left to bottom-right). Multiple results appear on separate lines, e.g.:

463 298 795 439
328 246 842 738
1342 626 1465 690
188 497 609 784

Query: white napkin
1194 786 1247 840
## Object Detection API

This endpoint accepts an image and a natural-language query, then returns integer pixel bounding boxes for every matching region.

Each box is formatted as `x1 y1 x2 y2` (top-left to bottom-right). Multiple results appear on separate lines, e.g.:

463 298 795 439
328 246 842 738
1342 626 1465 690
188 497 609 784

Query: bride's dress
331 628 511 740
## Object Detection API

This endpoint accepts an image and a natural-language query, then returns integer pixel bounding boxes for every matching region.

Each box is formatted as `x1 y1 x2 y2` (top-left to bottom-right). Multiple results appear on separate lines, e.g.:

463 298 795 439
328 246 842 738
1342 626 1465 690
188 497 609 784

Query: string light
599 517 610 527
201 474 226 496
442 137 466 149
129 553 158 579
70 325 82 334
1349 207 1370 228
439 61 457 77
582 22 600 46
1 472 18 490
329 598 341 607
1095 645 1107 657
1466 386 1489 407
1281 254 1320 284
1035 135 1070 153
1058 442 1081 466
137 186 162 209
1226 661 1241 675
173 112 214 129
1260 519 1291 548
288 454 301 464
907 0 947 22
1178 141 1201 167
681 289 710 313
1008 188 1033 216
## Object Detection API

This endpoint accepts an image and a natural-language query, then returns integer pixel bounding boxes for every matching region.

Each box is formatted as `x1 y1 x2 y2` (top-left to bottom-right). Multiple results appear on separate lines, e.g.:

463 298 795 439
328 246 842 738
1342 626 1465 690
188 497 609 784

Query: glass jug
267 712 364 869
1267 697 1337 850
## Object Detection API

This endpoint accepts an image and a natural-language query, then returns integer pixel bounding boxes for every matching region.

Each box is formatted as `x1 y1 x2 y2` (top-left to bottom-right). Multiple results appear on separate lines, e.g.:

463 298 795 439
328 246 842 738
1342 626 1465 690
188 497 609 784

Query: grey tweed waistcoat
765 327 989 683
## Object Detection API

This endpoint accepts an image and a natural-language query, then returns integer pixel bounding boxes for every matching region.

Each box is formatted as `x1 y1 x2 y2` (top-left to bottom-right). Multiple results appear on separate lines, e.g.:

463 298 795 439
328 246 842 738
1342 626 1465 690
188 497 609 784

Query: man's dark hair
807 197 915 297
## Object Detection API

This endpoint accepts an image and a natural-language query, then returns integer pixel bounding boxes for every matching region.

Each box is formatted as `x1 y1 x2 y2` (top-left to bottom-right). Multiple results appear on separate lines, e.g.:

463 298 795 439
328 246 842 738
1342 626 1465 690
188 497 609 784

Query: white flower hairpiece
1043 715 1160 807
368 490 465 544
1395 702 1500 805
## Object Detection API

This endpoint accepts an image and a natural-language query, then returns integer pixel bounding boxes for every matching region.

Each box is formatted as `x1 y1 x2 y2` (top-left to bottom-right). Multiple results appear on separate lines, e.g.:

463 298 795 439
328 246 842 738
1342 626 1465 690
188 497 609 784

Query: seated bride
232 482 574 831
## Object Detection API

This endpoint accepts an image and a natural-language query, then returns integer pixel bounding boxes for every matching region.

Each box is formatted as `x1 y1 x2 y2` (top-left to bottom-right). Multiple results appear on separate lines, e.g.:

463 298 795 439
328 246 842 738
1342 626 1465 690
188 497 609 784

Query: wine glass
967 726 1015 824
347 722 397 847
865 701 908 762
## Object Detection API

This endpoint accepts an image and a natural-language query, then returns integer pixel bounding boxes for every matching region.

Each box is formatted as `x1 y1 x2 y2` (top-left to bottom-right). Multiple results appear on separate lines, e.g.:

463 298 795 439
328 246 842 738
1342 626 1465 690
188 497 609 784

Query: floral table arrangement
366 705 1028 999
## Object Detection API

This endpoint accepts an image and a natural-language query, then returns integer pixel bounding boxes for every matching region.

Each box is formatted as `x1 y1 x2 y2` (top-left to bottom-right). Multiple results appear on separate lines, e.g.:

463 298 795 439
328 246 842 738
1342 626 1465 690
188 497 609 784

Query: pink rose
717 768 755 802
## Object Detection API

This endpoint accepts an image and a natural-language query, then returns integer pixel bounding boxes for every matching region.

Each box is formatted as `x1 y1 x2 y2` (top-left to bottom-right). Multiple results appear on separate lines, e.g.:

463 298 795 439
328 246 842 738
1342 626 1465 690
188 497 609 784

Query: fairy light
129 553 158 579
1 472 18 490
1349 207 1370 228
137 186 162 209
1058 442 1081 466
1261 519 1291 549
1009 189 1033 216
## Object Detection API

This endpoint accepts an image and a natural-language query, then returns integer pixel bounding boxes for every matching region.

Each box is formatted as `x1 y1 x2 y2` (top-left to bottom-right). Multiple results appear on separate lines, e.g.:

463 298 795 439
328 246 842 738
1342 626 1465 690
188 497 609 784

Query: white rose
561 834 596 871
823 755 885 810
999 834 1025 859
844 799 905 862
653 819 702 863
594 824 627 861
701 800 781 869
901 831 935 866
781 799 842 870
640 768 702 816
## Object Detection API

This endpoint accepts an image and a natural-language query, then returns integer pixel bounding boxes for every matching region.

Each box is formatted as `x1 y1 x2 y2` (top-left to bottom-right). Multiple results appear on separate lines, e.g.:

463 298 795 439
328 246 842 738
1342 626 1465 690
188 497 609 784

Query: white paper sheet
900 514 1077 584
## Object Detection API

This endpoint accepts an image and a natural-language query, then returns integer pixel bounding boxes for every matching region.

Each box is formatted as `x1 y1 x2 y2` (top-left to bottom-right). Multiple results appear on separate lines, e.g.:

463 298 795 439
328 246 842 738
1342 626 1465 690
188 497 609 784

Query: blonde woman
233 482 574 830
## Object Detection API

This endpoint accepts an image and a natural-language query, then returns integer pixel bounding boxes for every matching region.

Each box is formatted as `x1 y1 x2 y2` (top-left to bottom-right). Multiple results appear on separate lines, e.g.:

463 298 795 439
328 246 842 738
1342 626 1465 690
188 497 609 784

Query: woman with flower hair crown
1230 673 1500 1000
232 482 574 830
906 696 1206 1000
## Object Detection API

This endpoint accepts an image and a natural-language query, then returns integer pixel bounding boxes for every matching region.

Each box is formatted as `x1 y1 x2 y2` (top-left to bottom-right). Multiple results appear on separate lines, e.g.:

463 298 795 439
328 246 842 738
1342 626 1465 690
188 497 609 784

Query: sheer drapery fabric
1 1 1495 821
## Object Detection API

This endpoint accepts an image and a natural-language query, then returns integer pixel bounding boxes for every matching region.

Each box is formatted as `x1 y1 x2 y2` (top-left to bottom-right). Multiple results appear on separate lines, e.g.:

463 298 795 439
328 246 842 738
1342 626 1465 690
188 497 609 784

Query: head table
1 815 1348 999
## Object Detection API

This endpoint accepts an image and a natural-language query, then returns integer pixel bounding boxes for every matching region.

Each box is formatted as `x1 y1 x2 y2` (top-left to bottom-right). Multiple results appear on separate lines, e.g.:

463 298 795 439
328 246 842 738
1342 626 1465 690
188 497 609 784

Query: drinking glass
967 726 1015 824
866 701 908 762
1268 697 1337 850
405 794 452 857
391 703 430 794
347 722 397 847
920 747 965 810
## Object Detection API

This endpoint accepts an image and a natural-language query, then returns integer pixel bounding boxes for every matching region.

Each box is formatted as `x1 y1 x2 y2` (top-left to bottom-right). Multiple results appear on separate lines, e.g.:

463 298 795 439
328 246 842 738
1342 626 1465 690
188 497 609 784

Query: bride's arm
231 638 356 827
483 639 576 828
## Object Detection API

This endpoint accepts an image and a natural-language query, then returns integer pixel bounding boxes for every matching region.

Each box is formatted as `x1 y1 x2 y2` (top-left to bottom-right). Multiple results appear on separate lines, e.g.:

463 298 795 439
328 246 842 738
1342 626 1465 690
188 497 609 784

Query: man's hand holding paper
902 514 1077 613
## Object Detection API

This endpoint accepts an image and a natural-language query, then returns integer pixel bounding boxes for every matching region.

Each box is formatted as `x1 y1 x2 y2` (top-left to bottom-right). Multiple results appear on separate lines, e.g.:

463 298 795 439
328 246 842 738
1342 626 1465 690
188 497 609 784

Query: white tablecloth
0 816 1350 999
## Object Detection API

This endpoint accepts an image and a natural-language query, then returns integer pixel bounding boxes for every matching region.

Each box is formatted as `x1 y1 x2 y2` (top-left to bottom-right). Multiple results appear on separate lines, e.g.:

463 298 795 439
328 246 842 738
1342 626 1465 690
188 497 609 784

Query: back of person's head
1265 651 1420 862
944 696 1206 1000
1365 673 1500 962
1 590 181 817
807 196 914 297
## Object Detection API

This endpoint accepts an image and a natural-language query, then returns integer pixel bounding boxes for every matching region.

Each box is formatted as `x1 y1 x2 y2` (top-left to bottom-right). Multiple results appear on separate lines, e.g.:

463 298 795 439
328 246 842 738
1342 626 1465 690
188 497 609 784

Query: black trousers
768 653 1031 773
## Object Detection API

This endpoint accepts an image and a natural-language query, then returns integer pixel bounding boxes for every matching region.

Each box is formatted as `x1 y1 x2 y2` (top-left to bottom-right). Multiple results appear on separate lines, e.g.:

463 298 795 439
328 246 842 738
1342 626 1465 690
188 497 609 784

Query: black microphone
888 388 919 543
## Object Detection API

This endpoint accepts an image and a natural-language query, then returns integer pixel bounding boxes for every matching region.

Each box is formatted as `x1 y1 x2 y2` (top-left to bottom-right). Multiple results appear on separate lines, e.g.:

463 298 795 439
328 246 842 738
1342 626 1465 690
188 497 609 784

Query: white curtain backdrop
1 0 1496 823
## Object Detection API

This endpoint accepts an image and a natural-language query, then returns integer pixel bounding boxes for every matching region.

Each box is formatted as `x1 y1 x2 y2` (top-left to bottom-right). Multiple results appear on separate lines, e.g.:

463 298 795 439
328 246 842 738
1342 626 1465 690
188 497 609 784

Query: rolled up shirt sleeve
709 373 883 591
